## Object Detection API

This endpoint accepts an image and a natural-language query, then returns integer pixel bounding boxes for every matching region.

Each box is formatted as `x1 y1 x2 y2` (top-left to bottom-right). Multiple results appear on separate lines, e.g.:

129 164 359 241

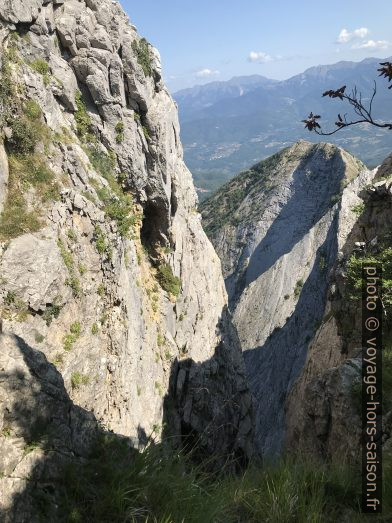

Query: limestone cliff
286 163 392 462
201 140 376 457
0 0 254 517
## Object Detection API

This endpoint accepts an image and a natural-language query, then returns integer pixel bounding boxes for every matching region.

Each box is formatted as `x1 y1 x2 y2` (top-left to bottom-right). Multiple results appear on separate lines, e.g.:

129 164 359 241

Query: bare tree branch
302 61 392 136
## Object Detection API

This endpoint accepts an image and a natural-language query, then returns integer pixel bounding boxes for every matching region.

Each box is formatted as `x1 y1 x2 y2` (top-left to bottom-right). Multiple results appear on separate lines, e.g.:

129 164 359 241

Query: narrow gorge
0 0 391 521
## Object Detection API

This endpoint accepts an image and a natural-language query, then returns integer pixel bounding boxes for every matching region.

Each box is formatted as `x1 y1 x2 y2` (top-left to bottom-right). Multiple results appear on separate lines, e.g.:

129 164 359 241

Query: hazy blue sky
121 0 392 92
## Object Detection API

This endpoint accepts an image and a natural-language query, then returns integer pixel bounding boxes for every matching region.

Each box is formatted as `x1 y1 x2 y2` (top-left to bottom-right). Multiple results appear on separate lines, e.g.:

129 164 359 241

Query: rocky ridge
201 140 377 457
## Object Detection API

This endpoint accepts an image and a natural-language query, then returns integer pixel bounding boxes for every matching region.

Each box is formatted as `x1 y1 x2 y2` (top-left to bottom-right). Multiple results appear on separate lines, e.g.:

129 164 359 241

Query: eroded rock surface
0 0 254 516
286 173 392 461
201 140 376 456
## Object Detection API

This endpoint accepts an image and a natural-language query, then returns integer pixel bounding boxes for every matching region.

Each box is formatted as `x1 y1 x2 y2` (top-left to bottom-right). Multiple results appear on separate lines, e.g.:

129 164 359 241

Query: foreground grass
53 434 392 523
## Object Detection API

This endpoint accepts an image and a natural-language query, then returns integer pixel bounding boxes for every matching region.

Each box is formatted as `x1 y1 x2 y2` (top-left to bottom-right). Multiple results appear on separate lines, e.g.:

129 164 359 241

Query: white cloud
337 27 369 43
195 68 220 78
353 27 369 39
336 27 390 51
352 39 391 50
337 29 351 43
248 51 273 63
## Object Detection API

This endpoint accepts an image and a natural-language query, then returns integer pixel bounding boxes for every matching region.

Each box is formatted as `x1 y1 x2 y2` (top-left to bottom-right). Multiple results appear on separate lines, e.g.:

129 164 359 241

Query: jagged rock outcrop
0 0 254 517
201 140 376 457
286 169 392 461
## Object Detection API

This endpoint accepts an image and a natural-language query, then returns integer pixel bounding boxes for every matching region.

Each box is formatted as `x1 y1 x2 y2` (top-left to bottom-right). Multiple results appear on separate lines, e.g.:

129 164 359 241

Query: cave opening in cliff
14 21 34 37
140 200 170 259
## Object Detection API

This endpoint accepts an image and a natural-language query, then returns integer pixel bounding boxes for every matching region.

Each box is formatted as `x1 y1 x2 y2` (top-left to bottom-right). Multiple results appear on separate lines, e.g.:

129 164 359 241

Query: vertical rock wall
0 0 254 516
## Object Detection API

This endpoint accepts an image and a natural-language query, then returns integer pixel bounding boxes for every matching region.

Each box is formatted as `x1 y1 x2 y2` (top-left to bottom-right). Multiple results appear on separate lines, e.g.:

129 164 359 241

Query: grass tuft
29 58 50 86
29 58 49 75
71 372 90 389
63 322 82 352
23 99 42 120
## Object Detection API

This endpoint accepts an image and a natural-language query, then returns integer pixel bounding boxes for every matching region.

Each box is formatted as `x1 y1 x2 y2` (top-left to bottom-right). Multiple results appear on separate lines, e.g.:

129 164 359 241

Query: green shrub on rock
23 99 42 120
42 303 62 326
115 121 124 143
70 321 81 336
93 226 107 255
8 118 37 154
131 38 153 77
90 163 137 238
74 91 92 138
63 322 82 352
347 246 392 315
294 279 304 297
156 263 181 297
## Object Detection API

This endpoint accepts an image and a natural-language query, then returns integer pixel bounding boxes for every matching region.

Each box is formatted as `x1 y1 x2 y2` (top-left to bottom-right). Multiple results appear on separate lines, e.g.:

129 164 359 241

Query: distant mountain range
174 57 392 197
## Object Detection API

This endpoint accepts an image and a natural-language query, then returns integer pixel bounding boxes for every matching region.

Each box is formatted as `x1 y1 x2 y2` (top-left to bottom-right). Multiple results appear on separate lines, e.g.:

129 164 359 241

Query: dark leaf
378 61 392 85
302 113 322 132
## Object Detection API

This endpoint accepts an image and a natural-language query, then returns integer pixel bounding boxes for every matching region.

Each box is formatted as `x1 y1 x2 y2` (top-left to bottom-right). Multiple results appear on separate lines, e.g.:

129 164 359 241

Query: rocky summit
201 140 391 457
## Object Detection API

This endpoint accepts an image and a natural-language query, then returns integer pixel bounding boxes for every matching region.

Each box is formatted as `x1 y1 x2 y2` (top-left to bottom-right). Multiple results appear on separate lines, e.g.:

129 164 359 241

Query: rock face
201 140 376 457
286 171 392 462
0 0 254 517
0 333 99 522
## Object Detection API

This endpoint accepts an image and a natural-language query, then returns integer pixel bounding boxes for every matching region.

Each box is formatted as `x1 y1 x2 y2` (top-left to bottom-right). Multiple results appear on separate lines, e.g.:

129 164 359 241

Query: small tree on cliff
302 61 392 135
